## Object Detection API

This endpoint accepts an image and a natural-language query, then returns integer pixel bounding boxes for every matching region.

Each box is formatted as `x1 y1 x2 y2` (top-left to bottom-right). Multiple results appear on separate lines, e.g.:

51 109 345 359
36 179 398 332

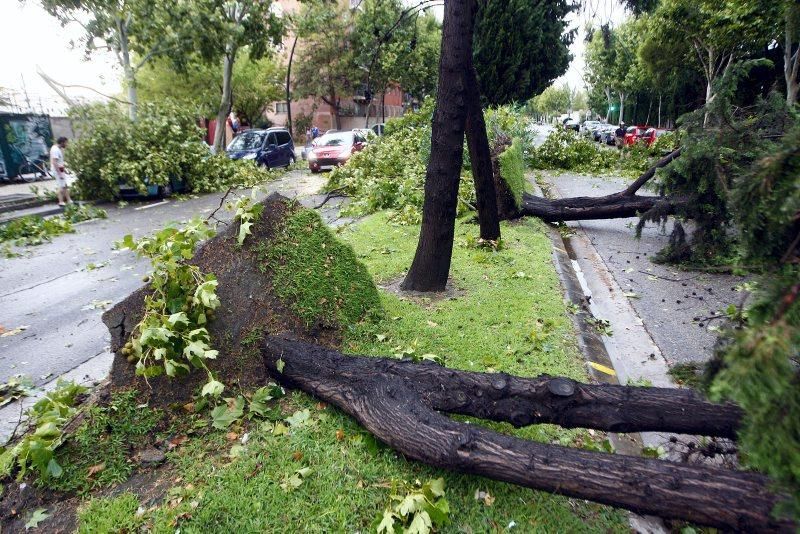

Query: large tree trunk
785 4 800 107
117 18 138 121
465 63 500 241
517 148 682 222
286 36 298 135
214 48 235 152
401 0 474 292
262 335 794 532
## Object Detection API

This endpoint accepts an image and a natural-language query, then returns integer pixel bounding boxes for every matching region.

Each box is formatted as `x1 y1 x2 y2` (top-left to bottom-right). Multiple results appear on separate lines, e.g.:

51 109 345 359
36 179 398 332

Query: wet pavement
0 169 332 386
547 172 748 367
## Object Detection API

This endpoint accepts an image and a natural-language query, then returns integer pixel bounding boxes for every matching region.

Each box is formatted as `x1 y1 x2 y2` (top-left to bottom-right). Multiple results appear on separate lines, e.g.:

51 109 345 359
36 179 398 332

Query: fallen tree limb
517 148 684 222
262 335 793 532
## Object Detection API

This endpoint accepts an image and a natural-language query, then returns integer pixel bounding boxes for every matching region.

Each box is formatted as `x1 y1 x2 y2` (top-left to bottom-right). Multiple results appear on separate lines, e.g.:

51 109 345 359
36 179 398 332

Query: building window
275 102 288 114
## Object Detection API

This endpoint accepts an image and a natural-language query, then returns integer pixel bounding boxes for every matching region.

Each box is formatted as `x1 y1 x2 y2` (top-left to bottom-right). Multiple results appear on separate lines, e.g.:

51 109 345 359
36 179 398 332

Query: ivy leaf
201 379 225 397
237 221 254 245
210 397 245 430
45 458 62 478
276 358 285 373
427 477 445 497
406 510 432 534
24 508 49 530
398 493 425 516
167 312 189 326
285 409 310 427
376 510 395 533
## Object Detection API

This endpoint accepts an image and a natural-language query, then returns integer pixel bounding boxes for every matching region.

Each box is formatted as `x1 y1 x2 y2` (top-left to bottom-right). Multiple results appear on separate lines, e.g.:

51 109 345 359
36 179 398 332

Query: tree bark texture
286 36 298 135
262 335 793 532
517 149 682 222
465 63 501 241
214 49 235 152
401 0 474 292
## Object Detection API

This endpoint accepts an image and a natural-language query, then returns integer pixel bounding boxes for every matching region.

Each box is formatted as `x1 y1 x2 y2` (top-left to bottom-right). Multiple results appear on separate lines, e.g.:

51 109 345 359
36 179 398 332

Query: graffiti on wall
0 114 53 179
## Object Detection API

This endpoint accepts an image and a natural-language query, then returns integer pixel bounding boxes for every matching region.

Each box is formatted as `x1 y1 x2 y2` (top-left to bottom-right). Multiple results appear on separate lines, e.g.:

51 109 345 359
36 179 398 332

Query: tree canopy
472 0 574 106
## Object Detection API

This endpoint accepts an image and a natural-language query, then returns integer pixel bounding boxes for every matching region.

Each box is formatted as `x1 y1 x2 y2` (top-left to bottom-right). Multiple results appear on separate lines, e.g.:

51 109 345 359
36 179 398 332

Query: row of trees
584 0 800 126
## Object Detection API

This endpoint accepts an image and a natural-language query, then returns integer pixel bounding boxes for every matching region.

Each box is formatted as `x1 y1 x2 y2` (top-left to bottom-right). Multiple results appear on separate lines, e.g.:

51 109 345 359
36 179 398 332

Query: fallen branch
516 148 684 222
262 335 793 532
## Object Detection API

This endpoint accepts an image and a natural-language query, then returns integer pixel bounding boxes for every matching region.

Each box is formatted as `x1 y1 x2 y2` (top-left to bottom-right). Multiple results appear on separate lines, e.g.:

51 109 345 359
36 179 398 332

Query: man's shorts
53 173 67 188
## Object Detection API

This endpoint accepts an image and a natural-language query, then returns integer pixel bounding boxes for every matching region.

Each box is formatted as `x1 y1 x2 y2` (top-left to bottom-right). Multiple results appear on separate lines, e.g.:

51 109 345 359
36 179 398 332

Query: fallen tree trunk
262 335 793 532
517 149 683 222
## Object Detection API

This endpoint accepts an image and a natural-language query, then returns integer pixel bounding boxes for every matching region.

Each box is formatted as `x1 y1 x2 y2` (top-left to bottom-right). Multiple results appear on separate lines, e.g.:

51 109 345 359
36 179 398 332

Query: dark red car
307 131 367 173
640 127 672 147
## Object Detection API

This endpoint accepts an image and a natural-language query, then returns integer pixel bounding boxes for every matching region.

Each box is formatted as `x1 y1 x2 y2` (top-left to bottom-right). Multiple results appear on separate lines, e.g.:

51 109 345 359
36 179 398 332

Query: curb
0 198 51 215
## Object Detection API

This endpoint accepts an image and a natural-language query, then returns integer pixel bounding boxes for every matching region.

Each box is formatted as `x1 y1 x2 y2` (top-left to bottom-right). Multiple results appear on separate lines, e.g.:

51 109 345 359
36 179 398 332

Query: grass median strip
76 213 627 532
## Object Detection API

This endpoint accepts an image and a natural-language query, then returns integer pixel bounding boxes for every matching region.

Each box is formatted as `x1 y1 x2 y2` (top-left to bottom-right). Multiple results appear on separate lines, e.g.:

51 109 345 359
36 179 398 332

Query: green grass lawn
77 213 627 533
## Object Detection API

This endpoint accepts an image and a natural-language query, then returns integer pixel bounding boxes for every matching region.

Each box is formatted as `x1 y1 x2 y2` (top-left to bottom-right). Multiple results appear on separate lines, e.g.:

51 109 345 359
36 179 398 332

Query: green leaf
285 409 310 427
427 477 445 497
201 380 225 397
276 358 285 373
376 510 395 533
45 458 62 478
238 221 254 244
210 397 245 430
406 510 432 534
25 508 49 530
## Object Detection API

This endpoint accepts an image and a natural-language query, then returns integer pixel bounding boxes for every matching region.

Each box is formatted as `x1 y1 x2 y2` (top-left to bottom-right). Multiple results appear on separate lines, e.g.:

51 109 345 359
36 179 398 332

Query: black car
226 128 295 168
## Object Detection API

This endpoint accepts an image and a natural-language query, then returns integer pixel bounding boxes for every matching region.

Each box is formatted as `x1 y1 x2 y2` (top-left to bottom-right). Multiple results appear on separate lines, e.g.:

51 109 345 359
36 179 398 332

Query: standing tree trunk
785 4 800 107
618 92 626 124
214 47 235 152
286 36 298 135
116 17 138 121
604 87 612 122
401 0 474 292
381 91 386 123
465 63 500 241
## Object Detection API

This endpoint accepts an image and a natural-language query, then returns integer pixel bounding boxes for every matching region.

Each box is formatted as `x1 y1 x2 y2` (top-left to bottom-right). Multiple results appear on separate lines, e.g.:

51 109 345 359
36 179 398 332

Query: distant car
640 127 672 147
225 128 295 168
581 120 601 135
563 119 579 132
623 126 648 147
371 123 385 136
600 126 617 145
324 129 339 135
307 131 367 173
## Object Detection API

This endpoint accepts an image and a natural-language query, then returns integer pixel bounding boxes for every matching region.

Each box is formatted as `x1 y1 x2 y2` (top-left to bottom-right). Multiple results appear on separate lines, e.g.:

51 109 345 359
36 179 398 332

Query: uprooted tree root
262 334 794 532
514 148 684 222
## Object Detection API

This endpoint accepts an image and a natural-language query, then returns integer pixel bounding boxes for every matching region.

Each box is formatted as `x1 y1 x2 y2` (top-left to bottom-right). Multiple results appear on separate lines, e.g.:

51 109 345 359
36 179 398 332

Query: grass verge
75 213 627 532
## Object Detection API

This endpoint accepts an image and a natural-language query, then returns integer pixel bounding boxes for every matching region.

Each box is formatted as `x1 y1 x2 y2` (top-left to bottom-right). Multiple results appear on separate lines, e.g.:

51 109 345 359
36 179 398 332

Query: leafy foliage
118 219 223 393
0 380 87 483
68 101 276 200
497 138 526 208
473 0 574 106
77 493 145 534
640 62 791 265
0 204 107 247
44 390 161 494
375 478 450 534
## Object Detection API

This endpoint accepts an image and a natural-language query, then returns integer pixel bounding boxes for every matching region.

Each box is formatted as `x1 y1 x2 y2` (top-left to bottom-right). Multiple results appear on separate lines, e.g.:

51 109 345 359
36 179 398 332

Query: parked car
562 117 579 132
225 128 295 168
307 131 367 173
640 127 671 147
598 125 617 145
581 120 601 136
371 123 385 136
623 126 649 147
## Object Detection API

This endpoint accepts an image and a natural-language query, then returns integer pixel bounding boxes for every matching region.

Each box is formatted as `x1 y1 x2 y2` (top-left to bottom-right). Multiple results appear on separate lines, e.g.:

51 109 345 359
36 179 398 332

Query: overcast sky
0 0 628 114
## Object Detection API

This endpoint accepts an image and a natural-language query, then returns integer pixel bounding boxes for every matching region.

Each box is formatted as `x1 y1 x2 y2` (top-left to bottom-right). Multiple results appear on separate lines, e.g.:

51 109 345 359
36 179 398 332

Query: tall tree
472 0 574 106
293 0 356 131
40 0 190 120
401 0 475 292
196 0 283 151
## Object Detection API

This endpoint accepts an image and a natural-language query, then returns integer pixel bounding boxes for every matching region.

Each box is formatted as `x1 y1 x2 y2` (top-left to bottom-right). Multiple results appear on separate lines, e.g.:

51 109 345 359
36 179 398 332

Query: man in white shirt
50 136 71 206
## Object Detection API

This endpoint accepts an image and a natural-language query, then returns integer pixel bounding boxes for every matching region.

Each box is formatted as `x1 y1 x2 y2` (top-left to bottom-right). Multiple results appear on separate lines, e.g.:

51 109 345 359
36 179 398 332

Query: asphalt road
0 169 330 386
548 172 748 365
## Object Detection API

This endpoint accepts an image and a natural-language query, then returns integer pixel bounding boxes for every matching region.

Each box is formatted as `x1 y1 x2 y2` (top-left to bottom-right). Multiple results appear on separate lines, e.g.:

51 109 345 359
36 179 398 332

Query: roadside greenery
0 380 87 483
0 204 108 250
74 214 625 532
326 101 533 223
527 128 678 176
117 219 224 394
68 101 278 201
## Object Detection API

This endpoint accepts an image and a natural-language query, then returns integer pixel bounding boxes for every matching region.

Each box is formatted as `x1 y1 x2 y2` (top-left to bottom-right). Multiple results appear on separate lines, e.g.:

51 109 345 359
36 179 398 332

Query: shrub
497 137 526 207
68 102 275 200
326 103 475 224
527 128 619 172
